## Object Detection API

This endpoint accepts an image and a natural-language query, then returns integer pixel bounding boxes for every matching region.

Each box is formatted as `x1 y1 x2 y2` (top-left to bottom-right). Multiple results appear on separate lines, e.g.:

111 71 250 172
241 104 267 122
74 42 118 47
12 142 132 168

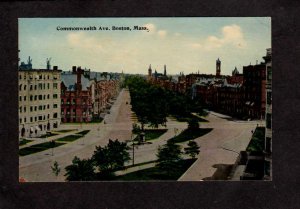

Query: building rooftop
61 74 90 91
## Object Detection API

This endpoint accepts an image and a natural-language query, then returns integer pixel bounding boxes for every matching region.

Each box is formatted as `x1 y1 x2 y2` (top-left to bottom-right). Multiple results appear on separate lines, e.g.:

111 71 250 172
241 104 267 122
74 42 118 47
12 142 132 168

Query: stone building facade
19 63 61 138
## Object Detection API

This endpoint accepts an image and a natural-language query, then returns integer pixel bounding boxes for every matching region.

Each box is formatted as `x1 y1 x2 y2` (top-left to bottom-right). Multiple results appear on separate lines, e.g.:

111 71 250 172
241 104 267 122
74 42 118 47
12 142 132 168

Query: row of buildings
19 59 121 138
148 53 268 120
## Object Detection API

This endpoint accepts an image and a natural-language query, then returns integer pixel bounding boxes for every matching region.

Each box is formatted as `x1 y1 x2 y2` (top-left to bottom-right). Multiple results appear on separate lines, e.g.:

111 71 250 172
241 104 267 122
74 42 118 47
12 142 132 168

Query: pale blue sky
19 17 271 75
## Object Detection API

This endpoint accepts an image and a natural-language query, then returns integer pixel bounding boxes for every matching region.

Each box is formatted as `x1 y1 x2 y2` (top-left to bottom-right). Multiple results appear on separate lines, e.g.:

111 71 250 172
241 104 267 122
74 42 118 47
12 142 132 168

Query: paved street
19 88 264 182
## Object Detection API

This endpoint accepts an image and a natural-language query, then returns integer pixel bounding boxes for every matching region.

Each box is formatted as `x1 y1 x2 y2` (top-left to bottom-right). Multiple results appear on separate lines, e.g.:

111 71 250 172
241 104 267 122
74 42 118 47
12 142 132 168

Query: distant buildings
147 54 268 120
60 66 121 123
19 58 62 138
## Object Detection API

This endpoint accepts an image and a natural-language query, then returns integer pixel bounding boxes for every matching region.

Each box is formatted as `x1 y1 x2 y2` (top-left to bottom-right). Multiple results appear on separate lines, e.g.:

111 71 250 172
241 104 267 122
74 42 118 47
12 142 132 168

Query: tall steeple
148 64 152 78
216 58 221 78
164 64 167 76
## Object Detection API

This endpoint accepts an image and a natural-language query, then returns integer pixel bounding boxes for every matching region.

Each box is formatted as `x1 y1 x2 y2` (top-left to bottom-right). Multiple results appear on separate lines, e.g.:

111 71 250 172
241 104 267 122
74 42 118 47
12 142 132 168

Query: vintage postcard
18 17 271 182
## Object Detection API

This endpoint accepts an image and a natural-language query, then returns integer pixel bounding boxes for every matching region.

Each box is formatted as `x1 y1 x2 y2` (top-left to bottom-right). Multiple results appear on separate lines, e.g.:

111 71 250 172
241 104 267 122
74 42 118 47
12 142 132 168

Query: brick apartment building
61 66 93 123
243 62 266 119
61 67 121 122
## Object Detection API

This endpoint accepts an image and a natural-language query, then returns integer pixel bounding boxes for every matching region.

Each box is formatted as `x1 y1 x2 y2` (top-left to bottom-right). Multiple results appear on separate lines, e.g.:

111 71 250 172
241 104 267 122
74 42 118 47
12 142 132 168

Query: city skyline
19 17 271 75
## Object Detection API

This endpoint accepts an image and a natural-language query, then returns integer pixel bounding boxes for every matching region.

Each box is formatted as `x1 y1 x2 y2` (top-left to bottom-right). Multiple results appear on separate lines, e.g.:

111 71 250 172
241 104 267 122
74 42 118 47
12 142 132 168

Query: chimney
53 66 58 71
72 66 76 74
77 67 82 85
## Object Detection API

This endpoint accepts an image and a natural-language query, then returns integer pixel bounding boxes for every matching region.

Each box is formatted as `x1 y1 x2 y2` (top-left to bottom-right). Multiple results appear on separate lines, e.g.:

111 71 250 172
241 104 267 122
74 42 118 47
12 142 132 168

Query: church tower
216 58 221 77
164 64 167 76
148 64 152 80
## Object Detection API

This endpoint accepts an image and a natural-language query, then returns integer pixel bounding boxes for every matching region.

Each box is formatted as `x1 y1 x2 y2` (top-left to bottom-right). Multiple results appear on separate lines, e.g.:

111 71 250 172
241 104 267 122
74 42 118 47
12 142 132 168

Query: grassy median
115 159 197 181
19 141 66 156
170 128 213 143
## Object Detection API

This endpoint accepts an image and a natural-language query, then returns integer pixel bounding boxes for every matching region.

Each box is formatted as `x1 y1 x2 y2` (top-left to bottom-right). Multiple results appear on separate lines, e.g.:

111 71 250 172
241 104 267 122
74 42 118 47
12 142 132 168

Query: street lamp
97 126 100 137
50 140 55 156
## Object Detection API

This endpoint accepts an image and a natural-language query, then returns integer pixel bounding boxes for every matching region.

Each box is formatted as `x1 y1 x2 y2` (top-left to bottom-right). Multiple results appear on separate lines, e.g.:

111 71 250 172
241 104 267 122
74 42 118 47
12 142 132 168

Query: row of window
267 92 272 105
266 113 272 129
19 104 58 113
62 111 90 115
19 74 59 80
19 83 59 91
19 94 59 102
267 67 272 81
19 113 58 124
61 99 89 105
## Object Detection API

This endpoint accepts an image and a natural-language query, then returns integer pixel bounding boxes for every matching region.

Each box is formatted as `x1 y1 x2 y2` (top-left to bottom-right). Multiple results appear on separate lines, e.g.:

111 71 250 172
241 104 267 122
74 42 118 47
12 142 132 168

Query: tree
64 156 95 181
126 76 168 130
156 140 183 176
188 118 199 130
184 140 200 159
51 161 61 177
132 123 141 135
92 139 131 174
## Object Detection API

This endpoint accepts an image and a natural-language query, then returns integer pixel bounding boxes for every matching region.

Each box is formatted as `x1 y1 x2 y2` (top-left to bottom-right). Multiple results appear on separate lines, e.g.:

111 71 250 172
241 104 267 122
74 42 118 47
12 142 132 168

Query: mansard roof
61 73 90 91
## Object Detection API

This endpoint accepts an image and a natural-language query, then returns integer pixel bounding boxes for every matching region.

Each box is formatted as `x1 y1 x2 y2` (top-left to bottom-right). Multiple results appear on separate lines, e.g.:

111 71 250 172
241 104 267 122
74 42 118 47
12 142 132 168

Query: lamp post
50 140 55 156
97 126 100 137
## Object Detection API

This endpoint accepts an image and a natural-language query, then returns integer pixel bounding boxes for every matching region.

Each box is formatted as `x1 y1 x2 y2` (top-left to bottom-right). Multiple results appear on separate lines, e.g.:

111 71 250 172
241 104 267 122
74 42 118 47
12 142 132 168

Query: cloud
222 24 246 48
67 32 102 50
189 24 247 51
188 43 202 49
143 23 168 38
174 32 181 37
143 23 156 34
206 36 224 49
157 30 167 38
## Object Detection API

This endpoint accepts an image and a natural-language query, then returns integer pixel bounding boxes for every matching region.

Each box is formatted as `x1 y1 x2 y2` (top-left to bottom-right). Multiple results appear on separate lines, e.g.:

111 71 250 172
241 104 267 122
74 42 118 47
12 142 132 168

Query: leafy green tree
188 118 199 130
127 76 168 130
64 156 95 181
156 140 183 176
92 139 131 174
184 140 200 159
